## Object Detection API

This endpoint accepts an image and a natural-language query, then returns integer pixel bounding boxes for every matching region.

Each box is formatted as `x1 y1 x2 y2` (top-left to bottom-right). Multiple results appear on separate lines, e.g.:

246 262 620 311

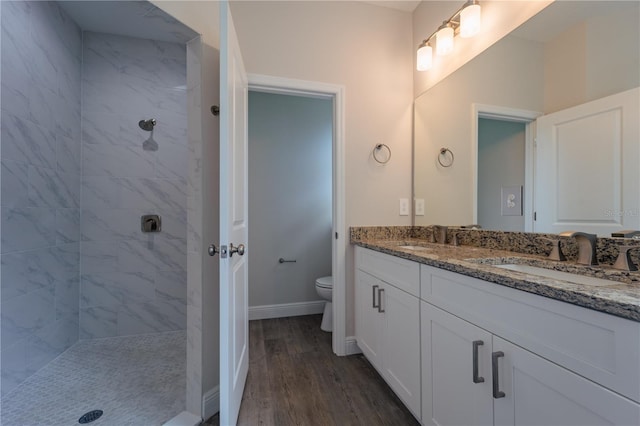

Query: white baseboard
249 300 326 320
345 336 362 355
162 411 201 426
202 385 220 421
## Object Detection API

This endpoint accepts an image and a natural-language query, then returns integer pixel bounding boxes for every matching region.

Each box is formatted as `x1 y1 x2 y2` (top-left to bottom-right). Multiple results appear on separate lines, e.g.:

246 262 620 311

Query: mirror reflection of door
477 119 526 231
534 88 640 236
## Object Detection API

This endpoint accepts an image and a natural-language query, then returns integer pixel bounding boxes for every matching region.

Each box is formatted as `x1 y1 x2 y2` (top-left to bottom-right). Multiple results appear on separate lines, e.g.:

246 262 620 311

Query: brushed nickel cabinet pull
377 288 385 313
492 351 506 399
472 340 485 383
372 285 379 308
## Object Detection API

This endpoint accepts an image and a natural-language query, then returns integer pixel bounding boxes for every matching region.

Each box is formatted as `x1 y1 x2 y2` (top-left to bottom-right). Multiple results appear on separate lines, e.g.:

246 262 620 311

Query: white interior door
219 1 249 425
534 88 639 236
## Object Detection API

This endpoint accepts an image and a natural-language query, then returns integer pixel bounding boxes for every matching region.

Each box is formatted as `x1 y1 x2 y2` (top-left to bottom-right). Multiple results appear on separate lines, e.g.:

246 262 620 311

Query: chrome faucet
559 231 598 265
432 225 448 244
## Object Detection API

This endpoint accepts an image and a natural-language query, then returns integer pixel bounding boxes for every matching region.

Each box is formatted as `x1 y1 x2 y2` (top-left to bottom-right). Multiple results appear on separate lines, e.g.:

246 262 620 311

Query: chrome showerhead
138 118 157 131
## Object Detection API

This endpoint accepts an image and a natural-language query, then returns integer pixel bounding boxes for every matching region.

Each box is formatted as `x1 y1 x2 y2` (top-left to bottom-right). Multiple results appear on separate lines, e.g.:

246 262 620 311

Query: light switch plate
501 185 523 216
399 198 409 216
415 199 425 216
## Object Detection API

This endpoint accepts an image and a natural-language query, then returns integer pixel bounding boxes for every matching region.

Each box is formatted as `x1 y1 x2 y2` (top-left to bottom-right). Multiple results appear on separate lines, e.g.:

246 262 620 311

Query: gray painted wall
248 92 332 308
477 118 526 232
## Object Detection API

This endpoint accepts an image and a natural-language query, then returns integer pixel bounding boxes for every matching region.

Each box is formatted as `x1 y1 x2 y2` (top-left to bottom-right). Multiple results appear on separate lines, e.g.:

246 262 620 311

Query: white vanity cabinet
355 247 421 419
355 269 384 366
421 302 493 426
422 302 640 426
354 246 640 425
421 264 640 426
492 335 639 426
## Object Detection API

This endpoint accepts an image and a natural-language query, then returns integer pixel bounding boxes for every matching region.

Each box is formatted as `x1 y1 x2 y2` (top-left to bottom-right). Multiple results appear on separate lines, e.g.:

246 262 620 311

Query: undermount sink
398 245 431 251
495 264 618 287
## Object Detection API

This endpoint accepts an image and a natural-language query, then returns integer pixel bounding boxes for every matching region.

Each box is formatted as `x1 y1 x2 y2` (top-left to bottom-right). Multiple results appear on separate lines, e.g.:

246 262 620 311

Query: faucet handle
432 225 448 244
612 246 639 271
541 238 566 261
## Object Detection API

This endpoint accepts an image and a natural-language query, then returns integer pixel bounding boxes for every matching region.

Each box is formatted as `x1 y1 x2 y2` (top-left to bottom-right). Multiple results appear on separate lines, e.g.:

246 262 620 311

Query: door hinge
533 138 537 148
534 211 537 221
335 232 338 240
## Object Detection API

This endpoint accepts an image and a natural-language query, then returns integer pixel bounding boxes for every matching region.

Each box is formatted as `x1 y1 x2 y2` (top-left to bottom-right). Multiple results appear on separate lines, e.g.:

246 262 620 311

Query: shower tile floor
1 331 186 426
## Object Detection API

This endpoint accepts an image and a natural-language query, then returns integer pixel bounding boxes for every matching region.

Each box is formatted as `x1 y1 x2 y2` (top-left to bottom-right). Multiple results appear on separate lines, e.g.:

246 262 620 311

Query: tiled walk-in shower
1 1 198 423
1 331 186 425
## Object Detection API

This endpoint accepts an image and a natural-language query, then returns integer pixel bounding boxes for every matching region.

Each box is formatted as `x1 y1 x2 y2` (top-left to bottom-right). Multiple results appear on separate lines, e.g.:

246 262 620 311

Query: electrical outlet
501 185 523 216
399 198 409 216
415 199 425 216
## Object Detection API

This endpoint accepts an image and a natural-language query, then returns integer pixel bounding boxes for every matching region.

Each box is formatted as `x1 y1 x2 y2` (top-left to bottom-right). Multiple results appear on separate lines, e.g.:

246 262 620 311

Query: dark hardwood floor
205 314 419 426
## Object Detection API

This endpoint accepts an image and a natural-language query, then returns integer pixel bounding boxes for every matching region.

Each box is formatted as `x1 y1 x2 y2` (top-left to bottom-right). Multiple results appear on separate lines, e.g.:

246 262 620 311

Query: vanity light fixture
436 22 454 56
416 43 433 71
416 0 482 71
460 1 482 38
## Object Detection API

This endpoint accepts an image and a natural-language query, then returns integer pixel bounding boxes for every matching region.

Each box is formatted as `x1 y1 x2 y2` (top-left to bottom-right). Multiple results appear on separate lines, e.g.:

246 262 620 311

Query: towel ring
373 143 391 164
438 147 454 167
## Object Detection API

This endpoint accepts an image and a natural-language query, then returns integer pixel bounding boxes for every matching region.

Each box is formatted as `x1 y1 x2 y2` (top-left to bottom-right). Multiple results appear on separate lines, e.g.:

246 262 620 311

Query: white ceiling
58 1 198 43
361 0 421 13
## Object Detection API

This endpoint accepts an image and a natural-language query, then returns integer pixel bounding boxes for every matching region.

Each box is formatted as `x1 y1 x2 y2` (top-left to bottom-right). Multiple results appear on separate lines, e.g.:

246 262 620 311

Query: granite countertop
354 239 640 322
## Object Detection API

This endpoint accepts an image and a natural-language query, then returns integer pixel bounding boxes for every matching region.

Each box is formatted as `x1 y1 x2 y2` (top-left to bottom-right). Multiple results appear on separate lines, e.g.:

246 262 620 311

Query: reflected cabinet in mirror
413 1 640 236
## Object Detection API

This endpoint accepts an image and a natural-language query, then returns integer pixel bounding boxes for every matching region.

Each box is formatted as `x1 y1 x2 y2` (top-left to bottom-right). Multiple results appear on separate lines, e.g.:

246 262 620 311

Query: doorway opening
247 75 346 356
477 118 527 231
471 104 542 232
248 91 333 320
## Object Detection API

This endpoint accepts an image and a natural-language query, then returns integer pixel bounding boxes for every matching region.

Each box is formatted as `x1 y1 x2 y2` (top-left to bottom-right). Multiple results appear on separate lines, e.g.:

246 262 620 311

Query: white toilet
315 276 333 332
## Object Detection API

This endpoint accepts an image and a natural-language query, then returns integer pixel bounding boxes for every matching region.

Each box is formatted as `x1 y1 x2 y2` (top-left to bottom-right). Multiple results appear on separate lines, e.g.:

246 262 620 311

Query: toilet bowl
315 276 333 332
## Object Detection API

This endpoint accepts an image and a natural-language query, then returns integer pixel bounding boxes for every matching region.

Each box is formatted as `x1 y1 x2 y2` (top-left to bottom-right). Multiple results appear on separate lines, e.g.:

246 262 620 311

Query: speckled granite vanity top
354 238 640 322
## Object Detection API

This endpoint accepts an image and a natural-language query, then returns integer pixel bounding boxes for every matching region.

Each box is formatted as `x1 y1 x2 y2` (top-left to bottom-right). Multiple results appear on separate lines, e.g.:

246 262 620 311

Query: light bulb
436 25 454 56
460 3 481 38
417 44 433 71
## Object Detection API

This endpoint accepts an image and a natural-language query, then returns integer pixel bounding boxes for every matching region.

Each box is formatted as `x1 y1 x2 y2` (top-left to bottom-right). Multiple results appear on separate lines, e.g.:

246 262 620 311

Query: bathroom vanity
353 232 640 425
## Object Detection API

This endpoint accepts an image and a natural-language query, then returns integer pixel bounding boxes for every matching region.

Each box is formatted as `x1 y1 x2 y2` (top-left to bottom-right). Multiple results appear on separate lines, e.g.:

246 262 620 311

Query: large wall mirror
413 1 639 236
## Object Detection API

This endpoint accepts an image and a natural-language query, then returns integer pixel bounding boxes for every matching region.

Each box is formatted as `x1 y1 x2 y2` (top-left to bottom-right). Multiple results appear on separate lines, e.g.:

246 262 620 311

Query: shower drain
78 410 103 424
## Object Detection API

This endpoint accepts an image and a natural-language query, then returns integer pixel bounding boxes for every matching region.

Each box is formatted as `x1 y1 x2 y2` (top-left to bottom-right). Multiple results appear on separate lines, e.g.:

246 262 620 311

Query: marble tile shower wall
80 32 188 339
1 1 82 397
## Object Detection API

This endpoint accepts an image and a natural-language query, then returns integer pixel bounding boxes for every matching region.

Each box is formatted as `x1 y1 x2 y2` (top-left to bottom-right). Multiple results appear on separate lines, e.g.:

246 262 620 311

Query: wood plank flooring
206 314 419 426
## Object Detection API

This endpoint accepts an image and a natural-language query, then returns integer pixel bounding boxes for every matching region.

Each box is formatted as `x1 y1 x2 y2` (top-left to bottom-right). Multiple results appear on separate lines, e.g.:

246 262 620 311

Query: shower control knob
229 243 245 257
208 244 219 257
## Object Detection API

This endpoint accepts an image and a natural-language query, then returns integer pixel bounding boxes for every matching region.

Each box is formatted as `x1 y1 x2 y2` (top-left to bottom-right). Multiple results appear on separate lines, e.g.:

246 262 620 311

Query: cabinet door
380 283 421 418
355 270 383 368
493 336 640 426
421 302 493 426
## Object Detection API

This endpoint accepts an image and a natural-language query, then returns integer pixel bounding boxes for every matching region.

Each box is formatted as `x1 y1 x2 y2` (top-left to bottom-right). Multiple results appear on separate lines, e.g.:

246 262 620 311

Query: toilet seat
315 276 333 289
